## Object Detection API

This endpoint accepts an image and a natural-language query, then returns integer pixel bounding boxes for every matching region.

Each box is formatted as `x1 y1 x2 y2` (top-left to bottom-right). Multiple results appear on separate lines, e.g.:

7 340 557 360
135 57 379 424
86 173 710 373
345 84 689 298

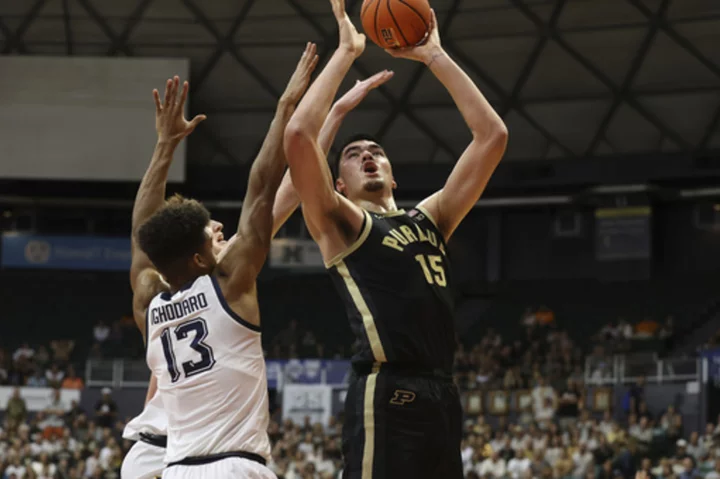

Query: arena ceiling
1 0 720 168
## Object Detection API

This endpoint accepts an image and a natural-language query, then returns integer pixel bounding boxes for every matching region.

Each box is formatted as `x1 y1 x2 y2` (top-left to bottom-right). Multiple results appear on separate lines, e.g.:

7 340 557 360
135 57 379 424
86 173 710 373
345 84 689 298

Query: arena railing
584 354 700 385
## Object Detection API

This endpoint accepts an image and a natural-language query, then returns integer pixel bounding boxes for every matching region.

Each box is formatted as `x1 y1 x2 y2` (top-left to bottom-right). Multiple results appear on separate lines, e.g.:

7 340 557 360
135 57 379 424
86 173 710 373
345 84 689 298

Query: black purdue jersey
327 207 456 374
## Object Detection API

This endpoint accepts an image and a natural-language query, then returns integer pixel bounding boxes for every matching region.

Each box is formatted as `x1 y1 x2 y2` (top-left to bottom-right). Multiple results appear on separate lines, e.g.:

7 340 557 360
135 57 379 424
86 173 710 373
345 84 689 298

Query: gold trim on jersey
373 208 406 217
325 210 373 268
362 367 380 479
415 205 439 229
335 261 388 362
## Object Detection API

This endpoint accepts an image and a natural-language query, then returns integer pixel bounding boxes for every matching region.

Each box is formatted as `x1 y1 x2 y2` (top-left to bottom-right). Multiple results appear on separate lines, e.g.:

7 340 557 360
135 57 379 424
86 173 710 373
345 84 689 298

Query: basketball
360 0 432 49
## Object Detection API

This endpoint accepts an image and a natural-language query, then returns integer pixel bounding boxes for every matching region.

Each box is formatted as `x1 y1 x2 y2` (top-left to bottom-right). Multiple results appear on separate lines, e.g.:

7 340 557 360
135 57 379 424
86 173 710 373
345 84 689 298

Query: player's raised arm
271 71 394 237
130 77 206 339
388 11 508 242
130 77 206 293
283 0 367 249
216 43 319 297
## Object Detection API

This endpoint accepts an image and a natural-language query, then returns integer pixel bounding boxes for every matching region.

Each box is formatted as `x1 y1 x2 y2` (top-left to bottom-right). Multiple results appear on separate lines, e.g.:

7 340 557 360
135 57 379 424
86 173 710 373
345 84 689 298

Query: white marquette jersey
145 275 271 463
122 392 167 440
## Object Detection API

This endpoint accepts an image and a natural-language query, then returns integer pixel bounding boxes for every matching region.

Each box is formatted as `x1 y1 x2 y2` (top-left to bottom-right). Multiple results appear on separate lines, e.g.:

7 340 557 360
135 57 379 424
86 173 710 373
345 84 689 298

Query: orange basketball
360 0 432 49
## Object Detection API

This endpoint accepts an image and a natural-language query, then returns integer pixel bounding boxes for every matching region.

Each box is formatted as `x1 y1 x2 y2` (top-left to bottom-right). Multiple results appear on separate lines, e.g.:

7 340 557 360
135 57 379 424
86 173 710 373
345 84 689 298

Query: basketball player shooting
125 44 319 479
283 1 508 477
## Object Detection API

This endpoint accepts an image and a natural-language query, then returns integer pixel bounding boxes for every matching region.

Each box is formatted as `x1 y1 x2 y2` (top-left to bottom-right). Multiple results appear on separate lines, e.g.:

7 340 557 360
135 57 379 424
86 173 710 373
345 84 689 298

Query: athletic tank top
145 275 271 463
326 207 456 374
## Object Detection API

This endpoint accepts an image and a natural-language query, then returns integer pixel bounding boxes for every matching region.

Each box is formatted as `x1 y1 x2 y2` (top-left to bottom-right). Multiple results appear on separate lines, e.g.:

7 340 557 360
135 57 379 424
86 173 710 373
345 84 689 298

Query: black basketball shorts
341 365 463 479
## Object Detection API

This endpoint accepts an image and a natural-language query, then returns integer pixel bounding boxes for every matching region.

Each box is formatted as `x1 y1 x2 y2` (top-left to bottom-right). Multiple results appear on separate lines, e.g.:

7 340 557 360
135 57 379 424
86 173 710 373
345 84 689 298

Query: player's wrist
155 137 180 151
423 47 446 67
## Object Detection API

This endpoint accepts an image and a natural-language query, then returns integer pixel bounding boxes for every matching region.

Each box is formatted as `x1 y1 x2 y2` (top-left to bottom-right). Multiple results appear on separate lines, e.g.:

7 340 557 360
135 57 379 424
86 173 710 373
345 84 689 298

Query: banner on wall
269 239 323 269
282 384 333 426
0 387 82 412
266 360 351 390
1 234 131 271
595 206 652 261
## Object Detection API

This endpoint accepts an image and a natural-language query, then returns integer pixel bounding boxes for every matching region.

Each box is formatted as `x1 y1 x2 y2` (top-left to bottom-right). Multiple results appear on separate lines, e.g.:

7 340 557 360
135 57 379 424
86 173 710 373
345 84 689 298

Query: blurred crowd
0 306 708 479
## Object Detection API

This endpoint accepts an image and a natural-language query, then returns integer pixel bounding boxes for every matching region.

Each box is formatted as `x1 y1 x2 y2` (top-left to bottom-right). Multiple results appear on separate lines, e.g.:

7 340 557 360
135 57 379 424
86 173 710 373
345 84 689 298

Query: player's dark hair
333 133 383 178
137 194 211 275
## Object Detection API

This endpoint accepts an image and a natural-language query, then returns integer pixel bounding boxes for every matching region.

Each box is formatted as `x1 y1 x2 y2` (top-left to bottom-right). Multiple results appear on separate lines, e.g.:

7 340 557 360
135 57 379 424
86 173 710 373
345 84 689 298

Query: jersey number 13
160 318 217 383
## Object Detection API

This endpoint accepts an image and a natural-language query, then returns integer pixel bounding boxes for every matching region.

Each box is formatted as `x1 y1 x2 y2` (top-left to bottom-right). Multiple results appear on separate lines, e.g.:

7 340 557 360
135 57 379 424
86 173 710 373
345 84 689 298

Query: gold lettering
389 229 409 245
399 225 418 243
439 243 446 256
382 236 404 252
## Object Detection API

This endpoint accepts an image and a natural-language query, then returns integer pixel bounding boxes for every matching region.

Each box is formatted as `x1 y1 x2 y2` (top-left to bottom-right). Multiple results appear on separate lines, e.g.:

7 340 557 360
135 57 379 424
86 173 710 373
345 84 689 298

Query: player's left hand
153 76 207 144
334 70 395 114
384 9 444 65
280 42 320 106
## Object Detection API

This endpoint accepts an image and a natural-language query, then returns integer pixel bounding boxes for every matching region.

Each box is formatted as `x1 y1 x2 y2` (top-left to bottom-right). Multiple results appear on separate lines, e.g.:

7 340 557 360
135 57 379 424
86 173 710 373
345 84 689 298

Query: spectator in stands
5 387 27 430
34 345 51 370
624 377 646 418
557 377 582 430
13 342 35 364
25 367 48 388
45 363 64 389
61 366 84 390
49 339 75 366
630 416 653 456
532 376 557 427
478 450 506 478
94 387 117 429
661 405 684 442
93 320 110 344
40 389 67 440
687 432 707 462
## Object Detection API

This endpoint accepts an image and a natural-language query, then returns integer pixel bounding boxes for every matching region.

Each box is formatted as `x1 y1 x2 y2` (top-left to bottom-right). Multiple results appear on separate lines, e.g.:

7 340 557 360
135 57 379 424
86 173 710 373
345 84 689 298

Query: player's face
337 140 396 197
205 220 227 259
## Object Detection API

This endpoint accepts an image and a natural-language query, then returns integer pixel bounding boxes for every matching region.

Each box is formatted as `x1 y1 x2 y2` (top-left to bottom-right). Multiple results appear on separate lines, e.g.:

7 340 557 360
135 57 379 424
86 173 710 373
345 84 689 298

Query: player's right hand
334 70 394 114
153 76 207 144
330 0 366 58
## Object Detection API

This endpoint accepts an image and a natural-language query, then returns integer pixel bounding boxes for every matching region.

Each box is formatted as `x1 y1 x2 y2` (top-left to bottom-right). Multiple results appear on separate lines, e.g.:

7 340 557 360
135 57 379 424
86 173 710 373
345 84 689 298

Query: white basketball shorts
121 440 166 479
162 457 276 479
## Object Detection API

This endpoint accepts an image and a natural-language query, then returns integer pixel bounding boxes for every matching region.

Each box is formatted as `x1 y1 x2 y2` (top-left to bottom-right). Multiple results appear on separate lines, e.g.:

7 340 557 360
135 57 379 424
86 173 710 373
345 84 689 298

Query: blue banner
1 234 131 271
266 360 351 390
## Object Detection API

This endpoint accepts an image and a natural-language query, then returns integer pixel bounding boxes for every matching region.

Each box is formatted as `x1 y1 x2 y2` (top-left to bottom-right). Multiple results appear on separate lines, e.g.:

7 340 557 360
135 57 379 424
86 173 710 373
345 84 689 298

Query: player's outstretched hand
335 70 394 114
384 9 443 65
330 0 366 58
153 76 206 144
281 43 320 105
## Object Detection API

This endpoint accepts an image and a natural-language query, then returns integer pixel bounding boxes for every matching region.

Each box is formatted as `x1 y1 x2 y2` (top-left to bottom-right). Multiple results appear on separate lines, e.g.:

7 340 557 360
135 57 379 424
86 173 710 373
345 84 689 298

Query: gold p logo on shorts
389 389 416 406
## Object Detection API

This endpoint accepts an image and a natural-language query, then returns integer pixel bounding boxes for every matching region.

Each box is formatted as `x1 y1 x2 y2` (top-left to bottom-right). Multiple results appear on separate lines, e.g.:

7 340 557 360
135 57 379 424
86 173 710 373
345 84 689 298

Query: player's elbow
474 121 508 161
284 121 315 161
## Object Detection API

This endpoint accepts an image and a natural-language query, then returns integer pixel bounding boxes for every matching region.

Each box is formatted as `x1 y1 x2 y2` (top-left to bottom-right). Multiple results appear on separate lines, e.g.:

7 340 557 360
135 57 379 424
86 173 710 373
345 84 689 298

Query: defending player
125 44 318 479
283 1 508 477
122 46 391 478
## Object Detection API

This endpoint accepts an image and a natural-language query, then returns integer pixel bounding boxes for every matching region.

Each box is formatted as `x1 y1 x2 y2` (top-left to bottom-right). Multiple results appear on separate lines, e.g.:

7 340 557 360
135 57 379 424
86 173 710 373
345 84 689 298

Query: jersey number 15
160 318 216 383
415 254 447 287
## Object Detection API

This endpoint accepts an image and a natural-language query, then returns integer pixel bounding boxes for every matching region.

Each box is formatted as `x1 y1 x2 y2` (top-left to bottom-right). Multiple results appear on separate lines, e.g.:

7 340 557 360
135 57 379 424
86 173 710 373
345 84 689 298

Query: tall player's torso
145 275 271 462
327 207 456 373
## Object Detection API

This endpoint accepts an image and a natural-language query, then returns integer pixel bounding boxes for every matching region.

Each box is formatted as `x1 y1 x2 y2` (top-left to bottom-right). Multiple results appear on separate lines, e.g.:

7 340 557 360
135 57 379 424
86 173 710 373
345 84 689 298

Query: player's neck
353 195 398 215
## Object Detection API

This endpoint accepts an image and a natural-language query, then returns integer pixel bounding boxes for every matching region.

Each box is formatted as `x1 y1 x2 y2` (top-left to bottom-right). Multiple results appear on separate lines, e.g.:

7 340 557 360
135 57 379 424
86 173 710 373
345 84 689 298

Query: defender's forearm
132 141 178 235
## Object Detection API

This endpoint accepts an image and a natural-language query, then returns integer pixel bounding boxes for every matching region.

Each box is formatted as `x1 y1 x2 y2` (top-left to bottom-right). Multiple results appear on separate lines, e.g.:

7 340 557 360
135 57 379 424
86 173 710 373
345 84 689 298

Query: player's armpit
132 268 168 344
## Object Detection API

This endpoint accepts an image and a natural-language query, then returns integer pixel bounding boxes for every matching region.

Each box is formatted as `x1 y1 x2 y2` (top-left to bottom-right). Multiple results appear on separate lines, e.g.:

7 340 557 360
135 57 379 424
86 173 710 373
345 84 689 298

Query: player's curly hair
137 194 211 275
333 133 383 179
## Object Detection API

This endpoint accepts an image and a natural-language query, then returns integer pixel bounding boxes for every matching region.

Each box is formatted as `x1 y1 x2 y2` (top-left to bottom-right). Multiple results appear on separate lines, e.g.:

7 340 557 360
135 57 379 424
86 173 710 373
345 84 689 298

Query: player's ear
192 252 210 270
391 177 397 190
335 177 346 196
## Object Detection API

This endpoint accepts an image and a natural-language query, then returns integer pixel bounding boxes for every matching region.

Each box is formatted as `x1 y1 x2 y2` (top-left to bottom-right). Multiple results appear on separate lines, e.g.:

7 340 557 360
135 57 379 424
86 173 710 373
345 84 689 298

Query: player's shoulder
133 268 169 310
